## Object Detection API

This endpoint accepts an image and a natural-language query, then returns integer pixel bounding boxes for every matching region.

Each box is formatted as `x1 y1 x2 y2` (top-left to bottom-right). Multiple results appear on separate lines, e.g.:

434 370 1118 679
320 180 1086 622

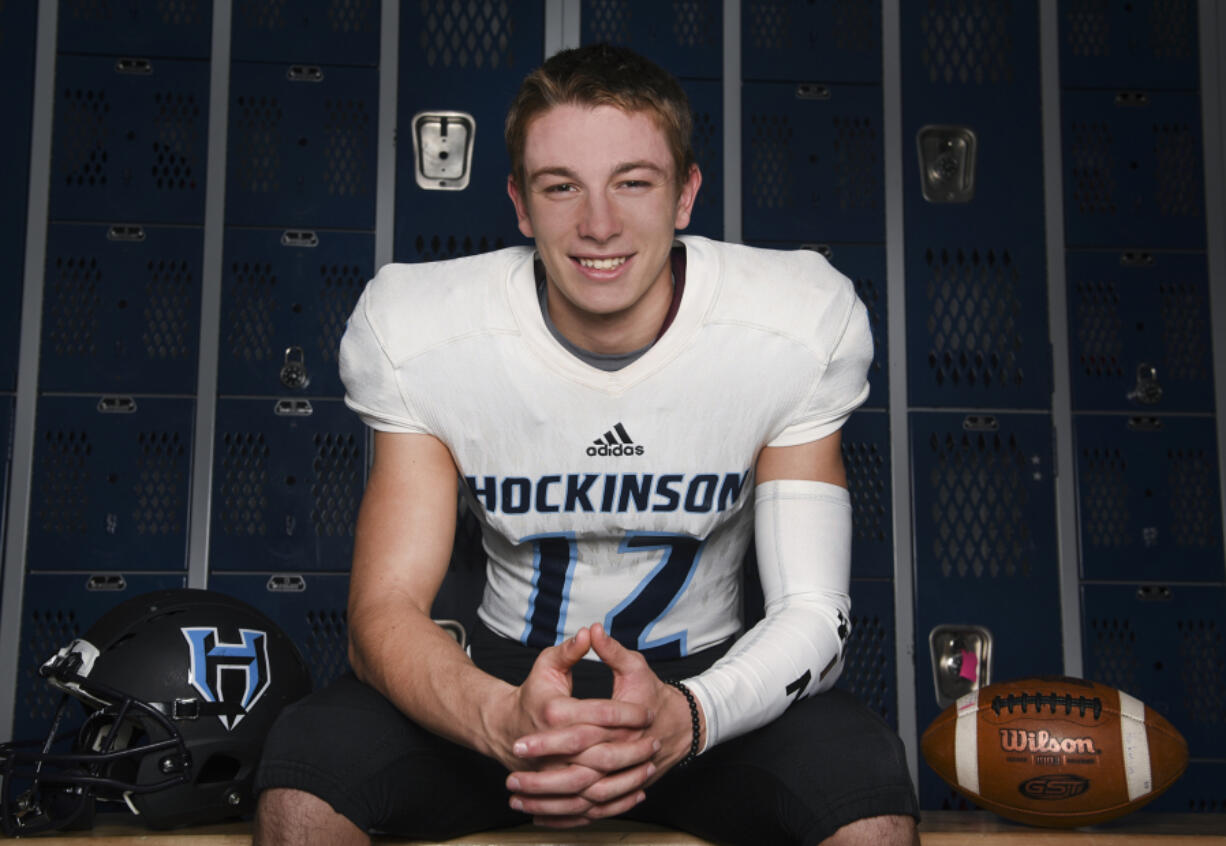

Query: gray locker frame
0 0 59 739
1040 0 1083 680
185 0 232 590
1204 0 1226 579
881 0 919 787
0 2 1222 801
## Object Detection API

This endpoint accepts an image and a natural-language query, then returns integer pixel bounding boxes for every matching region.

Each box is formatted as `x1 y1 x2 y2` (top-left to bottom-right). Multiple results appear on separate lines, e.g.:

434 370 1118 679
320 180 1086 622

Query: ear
507 174 535 239
673 164 703 231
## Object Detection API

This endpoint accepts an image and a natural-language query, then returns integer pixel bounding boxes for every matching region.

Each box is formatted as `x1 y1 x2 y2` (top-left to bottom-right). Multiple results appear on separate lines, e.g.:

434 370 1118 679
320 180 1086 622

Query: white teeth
578 256 628 270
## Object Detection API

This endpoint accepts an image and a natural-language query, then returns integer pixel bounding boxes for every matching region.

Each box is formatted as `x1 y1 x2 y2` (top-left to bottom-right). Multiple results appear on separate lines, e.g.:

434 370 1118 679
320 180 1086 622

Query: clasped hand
498 623 690 828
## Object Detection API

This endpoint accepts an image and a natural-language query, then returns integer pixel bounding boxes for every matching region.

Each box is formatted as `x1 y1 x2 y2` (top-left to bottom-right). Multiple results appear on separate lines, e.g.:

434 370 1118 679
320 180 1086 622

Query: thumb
589 623 643 673
535 625 592 674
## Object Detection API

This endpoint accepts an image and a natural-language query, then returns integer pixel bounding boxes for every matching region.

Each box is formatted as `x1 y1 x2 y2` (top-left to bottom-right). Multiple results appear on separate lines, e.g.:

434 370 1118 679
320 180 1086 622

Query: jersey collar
507 235 722 393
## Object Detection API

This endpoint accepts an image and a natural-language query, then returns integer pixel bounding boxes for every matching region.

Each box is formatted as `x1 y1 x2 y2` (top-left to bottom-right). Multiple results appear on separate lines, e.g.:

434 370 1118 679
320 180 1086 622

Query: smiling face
507 104 701 355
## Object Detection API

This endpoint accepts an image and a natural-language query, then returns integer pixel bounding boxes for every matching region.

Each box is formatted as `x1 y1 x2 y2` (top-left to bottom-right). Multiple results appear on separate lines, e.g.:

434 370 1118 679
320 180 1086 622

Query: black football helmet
0 588 312 835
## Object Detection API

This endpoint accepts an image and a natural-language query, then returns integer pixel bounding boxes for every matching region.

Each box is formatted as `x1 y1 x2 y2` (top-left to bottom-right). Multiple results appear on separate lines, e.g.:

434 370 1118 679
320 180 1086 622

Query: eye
543 182 577 194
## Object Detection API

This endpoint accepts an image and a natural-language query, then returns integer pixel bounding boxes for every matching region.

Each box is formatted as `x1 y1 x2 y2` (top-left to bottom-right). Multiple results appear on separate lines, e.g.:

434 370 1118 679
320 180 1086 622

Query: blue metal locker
0 2 36 392
26 396 194 572
905 242 1052 409
680 78 724 241
581 0 722 80
911 411 1062 807
40 223 203 395
842 409 893 580
210 398 366 572
49 55 210 225
742 82 884 245
839 578 899 730
57 0 214 59
902 1 1050 410
1076 414 1222 582
208 573 352 693
1058 0 1199 91
12 573 186 741
219 228 373 398
393 2 544 262
742 0 881 84
1067 250 1213 413
1083 583 1226 810
230 0 379 67
226 62 379 230
1062 89 1205 250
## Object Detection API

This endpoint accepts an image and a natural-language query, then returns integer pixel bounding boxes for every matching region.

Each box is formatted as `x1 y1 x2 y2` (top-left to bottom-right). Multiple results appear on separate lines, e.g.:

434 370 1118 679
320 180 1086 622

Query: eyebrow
528 160 668 184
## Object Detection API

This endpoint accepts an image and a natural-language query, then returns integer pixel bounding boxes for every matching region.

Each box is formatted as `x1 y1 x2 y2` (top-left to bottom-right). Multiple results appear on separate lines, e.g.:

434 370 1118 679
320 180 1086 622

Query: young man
254 44 920 845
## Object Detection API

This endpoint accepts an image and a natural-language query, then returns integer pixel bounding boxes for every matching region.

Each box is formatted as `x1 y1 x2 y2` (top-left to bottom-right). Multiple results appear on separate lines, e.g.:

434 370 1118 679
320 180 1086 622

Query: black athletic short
255 625 919 845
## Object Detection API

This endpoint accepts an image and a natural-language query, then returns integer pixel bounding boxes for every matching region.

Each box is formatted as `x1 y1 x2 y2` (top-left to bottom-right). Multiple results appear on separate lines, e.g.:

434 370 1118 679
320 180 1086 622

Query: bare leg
820 814 920 846
254 788 370 846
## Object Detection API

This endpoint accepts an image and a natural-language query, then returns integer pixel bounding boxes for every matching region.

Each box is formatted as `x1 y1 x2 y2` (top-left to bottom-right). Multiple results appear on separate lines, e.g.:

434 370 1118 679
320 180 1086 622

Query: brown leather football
921 676 1188 827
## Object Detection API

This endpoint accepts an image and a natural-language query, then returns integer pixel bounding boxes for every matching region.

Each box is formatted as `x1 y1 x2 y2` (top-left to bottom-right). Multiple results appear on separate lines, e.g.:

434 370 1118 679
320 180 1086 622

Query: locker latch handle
1126 363 1162 406
98 396 137 414
274 399 314 417
412 111 476 191
929 624 993 708
86 574 128 591
917 125 976 204
267 574 307 593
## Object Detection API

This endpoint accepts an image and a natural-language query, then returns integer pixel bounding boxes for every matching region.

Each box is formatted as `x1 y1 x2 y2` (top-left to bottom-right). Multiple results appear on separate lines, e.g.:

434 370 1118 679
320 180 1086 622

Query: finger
513 778 649 821
569 736 660 775
509 734 657 794
511 757 655 818
531 789 647 827
510 788 596 818
527 696 652 738
577 759 656 805
512 723 643 760
507 763 602 798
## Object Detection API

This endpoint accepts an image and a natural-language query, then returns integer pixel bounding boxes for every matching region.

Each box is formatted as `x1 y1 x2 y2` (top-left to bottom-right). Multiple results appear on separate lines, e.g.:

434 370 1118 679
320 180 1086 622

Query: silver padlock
279 346 310 390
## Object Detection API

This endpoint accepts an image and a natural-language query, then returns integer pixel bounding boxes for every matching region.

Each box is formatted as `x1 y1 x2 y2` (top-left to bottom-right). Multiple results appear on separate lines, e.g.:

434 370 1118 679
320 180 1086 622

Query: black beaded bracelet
666 679 701 767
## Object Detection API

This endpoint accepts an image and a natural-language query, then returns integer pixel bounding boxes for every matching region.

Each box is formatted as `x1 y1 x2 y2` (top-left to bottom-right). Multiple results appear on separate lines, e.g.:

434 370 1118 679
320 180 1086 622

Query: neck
545 263 674 355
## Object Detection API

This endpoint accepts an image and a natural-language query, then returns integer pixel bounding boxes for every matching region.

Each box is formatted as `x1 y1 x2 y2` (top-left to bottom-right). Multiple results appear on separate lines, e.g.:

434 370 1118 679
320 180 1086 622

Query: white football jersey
340 235 872 659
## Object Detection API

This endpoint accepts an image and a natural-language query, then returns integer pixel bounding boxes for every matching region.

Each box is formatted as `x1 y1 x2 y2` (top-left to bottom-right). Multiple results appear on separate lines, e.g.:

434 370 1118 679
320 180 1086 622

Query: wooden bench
23 812 1226 844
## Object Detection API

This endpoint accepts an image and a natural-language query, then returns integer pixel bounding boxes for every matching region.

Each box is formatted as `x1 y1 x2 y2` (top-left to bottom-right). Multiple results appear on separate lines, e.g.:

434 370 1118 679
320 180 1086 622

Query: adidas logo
586 422 645 457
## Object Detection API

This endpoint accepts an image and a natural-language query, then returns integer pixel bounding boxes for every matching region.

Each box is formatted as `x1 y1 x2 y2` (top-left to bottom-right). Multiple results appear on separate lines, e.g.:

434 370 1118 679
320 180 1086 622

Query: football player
254 44 920 846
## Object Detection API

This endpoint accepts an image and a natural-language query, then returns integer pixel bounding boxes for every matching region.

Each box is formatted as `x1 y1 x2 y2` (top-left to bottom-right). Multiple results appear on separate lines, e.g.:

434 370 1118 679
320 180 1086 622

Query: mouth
574 255 631 271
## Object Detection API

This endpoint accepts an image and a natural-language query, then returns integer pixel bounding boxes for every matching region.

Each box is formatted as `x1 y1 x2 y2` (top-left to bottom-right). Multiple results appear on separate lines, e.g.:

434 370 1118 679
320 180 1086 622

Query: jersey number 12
522 532 705 660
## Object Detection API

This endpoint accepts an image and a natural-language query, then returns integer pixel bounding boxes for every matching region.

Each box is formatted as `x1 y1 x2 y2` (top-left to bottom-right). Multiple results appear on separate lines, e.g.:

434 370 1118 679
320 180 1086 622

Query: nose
577 190 621 242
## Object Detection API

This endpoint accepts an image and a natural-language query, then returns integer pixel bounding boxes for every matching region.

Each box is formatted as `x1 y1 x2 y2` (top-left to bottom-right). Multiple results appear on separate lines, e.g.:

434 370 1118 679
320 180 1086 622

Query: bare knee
819 813 919 846
255 788 369 846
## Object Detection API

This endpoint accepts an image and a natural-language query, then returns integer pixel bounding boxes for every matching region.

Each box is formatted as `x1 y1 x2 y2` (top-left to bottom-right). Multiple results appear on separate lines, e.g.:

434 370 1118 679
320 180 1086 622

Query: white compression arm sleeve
683 479 853 751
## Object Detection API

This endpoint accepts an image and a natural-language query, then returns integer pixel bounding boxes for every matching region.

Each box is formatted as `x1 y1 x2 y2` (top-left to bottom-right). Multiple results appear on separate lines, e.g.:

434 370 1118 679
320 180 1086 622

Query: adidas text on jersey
587 422 644 457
